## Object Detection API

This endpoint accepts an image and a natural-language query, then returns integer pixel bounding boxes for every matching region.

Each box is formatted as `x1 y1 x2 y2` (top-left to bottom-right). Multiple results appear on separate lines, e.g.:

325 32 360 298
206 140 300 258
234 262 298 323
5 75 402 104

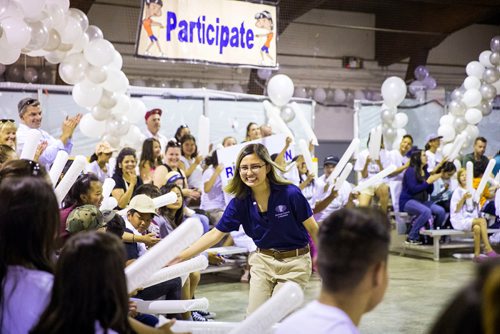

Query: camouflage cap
66 205 104 234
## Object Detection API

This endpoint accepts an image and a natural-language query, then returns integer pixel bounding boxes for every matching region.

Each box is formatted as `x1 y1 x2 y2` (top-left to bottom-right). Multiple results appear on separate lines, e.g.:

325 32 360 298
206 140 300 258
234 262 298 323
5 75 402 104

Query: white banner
136 0 278 68
216 134 295 186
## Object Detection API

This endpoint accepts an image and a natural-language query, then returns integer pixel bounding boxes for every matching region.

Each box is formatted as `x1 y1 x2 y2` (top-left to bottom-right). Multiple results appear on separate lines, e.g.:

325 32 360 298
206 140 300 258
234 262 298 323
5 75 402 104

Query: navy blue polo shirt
216 183 313 250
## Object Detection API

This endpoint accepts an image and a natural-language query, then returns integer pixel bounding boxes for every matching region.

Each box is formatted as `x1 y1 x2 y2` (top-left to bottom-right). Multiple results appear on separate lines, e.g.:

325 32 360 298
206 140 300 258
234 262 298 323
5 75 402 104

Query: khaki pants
246 251 312 315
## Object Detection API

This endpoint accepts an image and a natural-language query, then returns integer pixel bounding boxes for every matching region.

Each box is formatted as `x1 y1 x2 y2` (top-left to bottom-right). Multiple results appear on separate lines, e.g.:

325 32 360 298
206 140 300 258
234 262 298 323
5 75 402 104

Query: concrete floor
196 254 476 334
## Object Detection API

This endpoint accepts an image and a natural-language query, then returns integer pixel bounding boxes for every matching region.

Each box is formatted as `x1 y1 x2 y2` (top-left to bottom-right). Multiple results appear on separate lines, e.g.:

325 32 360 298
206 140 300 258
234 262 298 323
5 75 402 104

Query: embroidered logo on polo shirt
275 205 290 219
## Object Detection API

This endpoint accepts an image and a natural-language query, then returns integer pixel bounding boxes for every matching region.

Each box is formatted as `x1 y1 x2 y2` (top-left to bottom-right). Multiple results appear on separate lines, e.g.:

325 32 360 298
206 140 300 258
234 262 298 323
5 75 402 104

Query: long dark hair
62 173 100 209
409 150 426 182
159 183 184 228
140 138 162 168
113 147 136 178
31 232 134 334
204 150 219 167
174 124 189 142
0 159 48 181
0 177 59 327
225 144 291 199
180 134 198 158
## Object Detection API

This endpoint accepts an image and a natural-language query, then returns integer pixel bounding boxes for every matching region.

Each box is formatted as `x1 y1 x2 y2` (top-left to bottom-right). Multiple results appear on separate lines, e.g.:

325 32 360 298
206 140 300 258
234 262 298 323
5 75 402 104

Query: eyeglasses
19 99 39 111
0 119 15 124
239 164 266 174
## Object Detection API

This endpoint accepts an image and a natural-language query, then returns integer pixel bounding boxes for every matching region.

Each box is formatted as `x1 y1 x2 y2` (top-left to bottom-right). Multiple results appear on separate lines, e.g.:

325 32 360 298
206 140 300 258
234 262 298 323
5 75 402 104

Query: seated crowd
0 97 500 333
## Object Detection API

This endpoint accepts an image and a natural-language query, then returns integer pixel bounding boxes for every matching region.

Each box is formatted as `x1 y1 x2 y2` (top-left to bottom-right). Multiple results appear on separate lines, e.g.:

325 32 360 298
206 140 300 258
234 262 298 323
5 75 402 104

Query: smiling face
0 127 16 148
238 153 269 188
152 140 161 159
296 156 308 175
81 181 104 208
247 124 261 141
399 137 413 155
21 105 42 129
120 155 137 174
165 147 181 168
458 170 467 187
146 114 161 135
323 164 336 179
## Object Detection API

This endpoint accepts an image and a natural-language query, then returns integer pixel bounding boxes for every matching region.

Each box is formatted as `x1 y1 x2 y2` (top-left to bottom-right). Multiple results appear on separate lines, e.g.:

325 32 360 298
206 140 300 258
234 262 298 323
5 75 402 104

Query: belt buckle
271 249 282 259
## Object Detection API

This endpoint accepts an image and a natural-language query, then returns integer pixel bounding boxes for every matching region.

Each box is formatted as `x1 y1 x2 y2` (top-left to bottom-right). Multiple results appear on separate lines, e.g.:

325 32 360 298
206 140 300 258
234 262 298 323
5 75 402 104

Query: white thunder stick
133 298 209 314
368 126 382 160
152 191 177 208
263 100 295 141
54 155 87 204
125 218 203 293
141 255 208 289
466 161 475 208
447 133 467 161
101 178 116 200
353 165 397 193
326 138 360 185
334 162 353 191
229 282 304 334
198 115 210 157
298 139 314 174
170 319 237 333
19 129 42 160
290 102 318 145
48 150 69 186
473 159 496 203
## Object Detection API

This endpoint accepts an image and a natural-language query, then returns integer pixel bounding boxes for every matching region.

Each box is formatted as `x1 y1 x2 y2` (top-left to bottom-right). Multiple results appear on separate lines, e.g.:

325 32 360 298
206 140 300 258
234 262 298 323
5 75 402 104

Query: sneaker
191 311 209 322
194 310 216 319
405 238 423 246
473 254 489 263
485 251 499 257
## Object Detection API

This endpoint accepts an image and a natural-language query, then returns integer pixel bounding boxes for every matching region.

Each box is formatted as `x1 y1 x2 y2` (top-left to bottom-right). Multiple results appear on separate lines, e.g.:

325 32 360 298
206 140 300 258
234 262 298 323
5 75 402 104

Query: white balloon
267 74 294 107
313 87 326 103
43 4 66 30
479 50 493 67
102 134 121 148
68 8 89 32
85 65 107 84
293 87 307 99
59 16 83 44
463 76 481 90
465 61 485 78
68 32 89 54
333 88 346 103
0 45 21 65
106 115 130 137
44 50 66 64
102 69 129 94
437 124 456 143
91 105 112 121
127 98 147 124
79 113 106 138
393 112 408 129
13 0 46 20
439 114 455 126
462 89 482 107
72 80 103 108
0 17 31 49
110 94 131 116
353 89 365 100
85 25 104 41
108 50 123 70
381 76 407 107
58 52 88 85
83 38 115 67
442 143 454 158
464 108 483 125
99 90 117 109
465 124 479 139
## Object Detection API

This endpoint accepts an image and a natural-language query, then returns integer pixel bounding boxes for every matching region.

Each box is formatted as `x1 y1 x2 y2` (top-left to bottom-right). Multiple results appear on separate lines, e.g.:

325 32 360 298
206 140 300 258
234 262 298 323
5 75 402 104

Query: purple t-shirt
216 183 313 250
1 266 53 334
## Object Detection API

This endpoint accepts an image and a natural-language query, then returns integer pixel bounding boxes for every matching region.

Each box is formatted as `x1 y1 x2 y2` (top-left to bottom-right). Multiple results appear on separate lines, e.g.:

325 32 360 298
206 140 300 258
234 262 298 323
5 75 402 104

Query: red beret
145 108 162 121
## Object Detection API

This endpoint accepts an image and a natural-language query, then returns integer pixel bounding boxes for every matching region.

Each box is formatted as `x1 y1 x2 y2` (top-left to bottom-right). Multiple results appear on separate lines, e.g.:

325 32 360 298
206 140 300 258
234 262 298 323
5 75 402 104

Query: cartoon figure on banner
254 10 274 64
143 0 165 56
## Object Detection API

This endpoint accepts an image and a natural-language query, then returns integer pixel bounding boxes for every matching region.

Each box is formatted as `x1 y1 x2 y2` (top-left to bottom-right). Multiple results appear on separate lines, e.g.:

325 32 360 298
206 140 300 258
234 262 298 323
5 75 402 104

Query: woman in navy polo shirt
175 143 319 314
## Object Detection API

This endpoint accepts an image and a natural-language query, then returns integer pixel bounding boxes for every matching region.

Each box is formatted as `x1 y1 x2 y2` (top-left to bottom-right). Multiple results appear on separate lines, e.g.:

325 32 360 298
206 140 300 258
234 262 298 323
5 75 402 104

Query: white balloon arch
0 0 146 150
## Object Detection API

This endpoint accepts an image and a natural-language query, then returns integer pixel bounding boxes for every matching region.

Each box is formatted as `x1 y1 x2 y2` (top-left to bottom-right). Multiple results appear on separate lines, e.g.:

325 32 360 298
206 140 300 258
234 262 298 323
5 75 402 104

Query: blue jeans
404 200 446 241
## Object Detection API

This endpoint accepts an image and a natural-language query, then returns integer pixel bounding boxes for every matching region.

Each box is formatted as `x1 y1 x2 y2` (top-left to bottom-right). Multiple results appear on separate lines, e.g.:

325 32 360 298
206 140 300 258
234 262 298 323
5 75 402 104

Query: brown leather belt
256 245 310 260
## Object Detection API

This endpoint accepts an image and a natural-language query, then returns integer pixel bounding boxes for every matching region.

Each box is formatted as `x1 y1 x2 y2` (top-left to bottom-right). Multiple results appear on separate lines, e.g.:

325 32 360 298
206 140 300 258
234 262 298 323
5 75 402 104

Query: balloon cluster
267 74 296 123
408 65 437 96
379 76 408 148
0 0 145 150
439 35 500 155
0 64 53 83
293 87 379 104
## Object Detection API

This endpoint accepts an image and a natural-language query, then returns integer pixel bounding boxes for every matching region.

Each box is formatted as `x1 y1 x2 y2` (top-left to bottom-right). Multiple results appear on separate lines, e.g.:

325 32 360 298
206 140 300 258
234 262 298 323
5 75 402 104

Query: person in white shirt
144 108 168 154
276 207 390 334
85 141 116 183
425 133 445 174
354 136 390 213
200 151 226 226
386 135 413 215
16 98 81 168
313 156 355 222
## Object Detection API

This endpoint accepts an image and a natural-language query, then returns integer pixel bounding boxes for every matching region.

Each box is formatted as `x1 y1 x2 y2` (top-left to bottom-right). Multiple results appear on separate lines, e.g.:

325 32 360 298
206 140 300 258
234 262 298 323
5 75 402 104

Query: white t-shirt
200 166 226 211
450 187 478 231
426 150 442 174
180 156 203 190
124 217 147 256
387 149 409 182
84 160 112 183
354 149 390 182
276 301 360 334
313 174 352 222
1 266 54 334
